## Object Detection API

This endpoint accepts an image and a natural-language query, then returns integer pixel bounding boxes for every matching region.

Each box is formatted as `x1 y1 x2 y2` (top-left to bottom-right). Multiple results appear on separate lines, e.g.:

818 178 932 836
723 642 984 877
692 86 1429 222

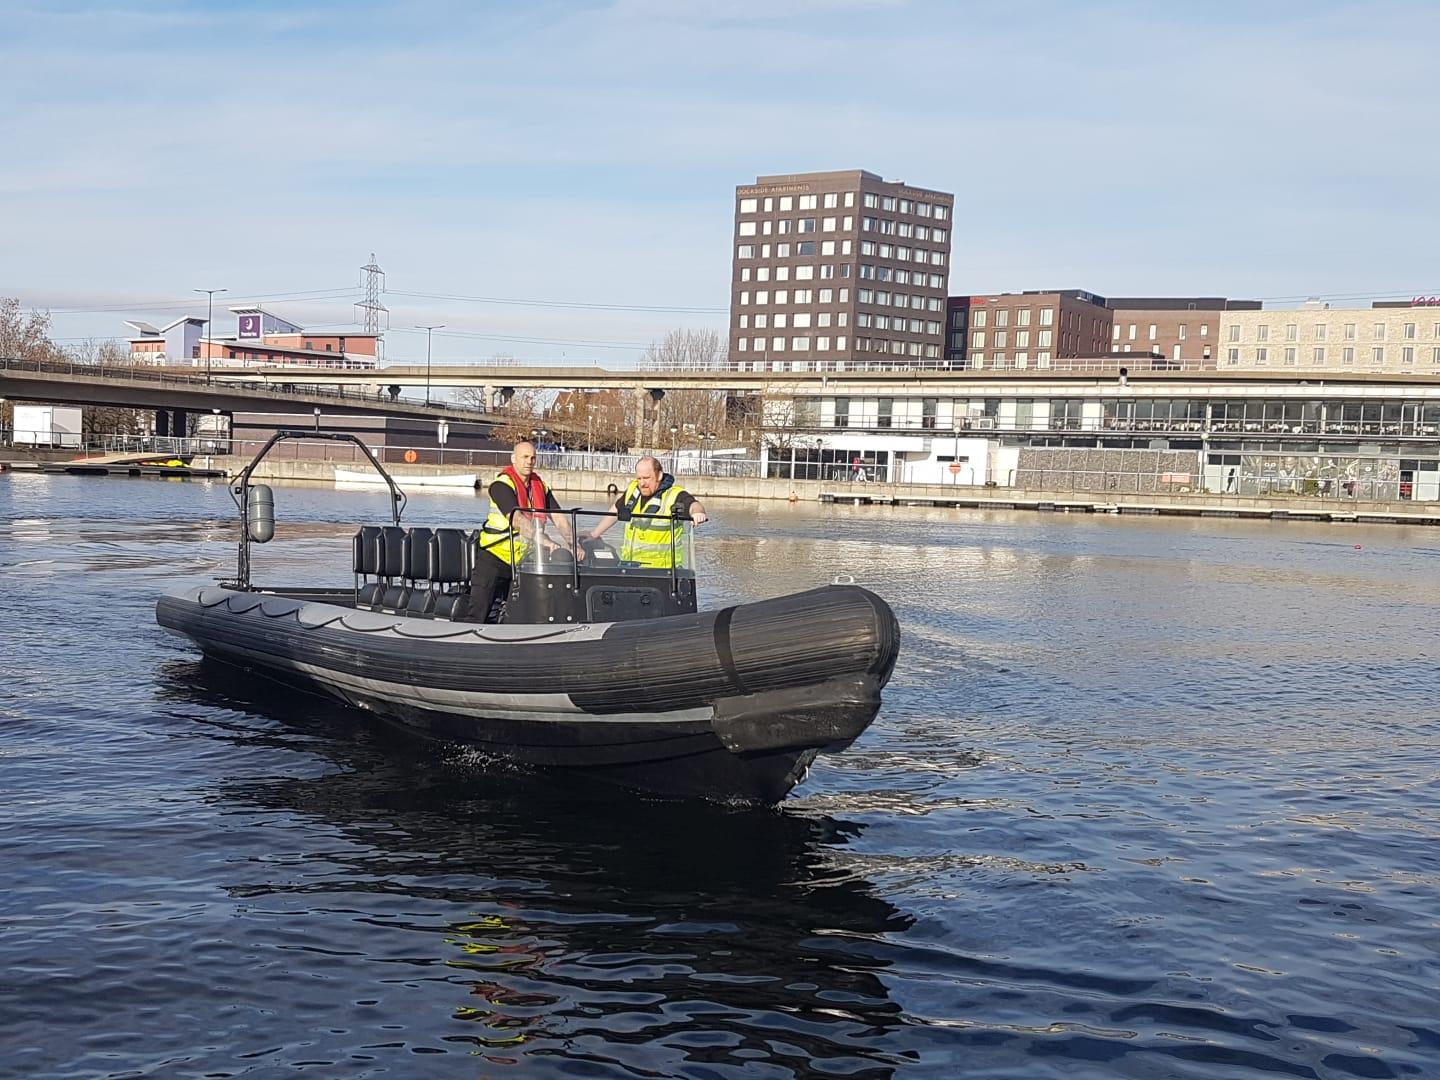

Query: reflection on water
2 473 1438 1077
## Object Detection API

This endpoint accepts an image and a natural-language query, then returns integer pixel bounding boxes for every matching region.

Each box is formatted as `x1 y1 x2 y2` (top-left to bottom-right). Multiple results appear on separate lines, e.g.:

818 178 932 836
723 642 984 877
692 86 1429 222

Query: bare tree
0 297 65 364
640 328 726 371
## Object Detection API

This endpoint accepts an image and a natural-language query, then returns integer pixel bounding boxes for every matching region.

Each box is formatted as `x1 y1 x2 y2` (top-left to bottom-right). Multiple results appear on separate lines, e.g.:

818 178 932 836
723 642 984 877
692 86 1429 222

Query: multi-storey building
1106 297 1260 365
126 306 379 370
729 170 954 368
948 290 1112 369
1219 299 1440 374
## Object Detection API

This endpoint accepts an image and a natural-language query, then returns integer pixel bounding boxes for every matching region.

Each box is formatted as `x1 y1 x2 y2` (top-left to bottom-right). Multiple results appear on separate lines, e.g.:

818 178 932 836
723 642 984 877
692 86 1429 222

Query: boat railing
508 507 696 595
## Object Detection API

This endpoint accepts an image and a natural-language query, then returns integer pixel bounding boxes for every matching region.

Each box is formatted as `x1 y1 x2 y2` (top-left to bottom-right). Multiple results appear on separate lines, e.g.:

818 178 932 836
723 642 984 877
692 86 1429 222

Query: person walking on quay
583 456 708 568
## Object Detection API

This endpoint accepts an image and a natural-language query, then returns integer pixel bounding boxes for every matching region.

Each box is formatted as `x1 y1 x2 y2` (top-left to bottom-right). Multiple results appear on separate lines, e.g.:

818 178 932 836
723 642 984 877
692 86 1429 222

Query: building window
736 337 747 351
972 331 985 348
817 336 830 351
738 315 748 329
1256 347 1268 364
754 314 767 329
822 217 836 232
1200 324 1209 337
1342 347 1355 364
1038 329 1053 347
774 313 787 329
798 194 816 210
739 221 756 236
798 218 816 233
1227 324 1240 342
792 336 810 350
779 196 793 211
1178 323 1187 340
1372 346 1384 364
763 197 773 211
1256 324 1269 342
1433 347 1440 364
1313 347 1325 364
863 193 878 208
737 245 754 259
1344 323 1356 340
740 198 757 213
1284 347 1297 364
1285 323 1297 341
797 243 816 257
1315 324 1326 341
823 193 838 209
1404 322 1416 339
1227 347 1240 364
994 330 1007 348
752 337 764 352
1149 324 1158 341
772 337 785 352
1373 323 1385 340
1402 346 1415 364
844 193 855 207
1128 323 1137 340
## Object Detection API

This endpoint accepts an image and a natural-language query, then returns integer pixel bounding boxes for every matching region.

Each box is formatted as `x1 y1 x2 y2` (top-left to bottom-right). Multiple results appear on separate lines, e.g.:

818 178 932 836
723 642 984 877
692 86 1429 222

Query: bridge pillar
155 409 171 437
480 385 492 412
647 388 666 449
172 409 190 439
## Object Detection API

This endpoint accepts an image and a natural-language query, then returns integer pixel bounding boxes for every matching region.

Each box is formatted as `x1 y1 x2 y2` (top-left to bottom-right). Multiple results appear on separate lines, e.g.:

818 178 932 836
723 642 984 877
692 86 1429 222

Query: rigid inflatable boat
156 433 900 803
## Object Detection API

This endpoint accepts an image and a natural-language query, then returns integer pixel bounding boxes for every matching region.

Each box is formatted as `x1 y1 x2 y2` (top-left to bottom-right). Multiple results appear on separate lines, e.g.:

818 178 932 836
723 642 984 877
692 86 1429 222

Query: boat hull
155 584 899 802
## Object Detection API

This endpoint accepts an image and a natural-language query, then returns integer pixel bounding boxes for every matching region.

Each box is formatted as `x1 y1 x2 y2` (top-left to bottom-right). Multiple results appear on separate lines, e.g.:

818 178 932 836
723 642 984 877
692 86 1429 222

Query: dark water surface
2 472 1437 1079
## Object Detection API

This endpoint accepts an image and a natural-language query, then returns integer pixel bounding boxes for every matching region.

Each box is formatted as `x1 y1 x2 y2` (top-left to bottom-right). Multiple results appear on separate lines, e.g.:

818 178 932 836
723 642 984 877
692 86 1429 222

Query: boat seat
353 525 385 609
430 528 472 621
402 527 437 618
374 525 407 611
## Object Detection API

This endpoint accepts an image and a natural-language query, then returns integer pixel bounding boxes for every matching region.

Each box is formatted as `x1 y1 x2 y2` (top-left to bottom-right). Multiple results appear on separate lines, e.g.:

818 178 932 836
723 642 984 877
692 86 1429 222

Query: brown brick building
946 291 1262 369
1106 297 1261 365
947 290 1112 369
729 170 954 367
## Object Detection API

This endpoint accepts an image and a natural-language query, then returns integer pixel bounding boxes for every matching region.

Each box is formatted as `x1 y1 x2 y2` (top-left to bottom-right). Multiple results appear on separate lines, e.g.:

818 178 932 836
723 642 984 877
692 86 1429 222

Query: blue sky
3 0 1438 363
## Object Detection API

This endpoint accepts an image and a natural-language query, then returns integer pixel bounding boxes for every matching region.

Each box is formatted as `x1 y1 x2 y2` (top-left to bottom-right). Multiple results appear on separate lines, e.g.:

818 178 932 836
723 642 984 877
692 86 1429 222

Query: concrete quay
6 452 1437 526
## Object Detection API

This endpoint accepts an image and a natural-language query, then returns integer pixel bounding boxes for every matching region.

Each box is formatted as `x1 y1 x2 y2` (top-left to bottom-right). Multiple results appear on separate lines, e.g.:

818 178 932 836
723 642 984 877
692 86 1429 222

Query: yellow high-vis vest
620 479 688 568
479 471 549 566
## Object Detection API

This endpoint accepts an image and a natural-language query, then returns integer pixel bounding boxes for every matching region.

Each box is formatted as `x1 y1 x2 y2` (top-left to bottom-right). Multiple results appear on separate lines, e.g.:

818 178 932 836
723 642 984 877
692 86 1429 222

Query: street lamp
313 406 322 434
668 425 679 469
194 288 227 384
415 324 444 406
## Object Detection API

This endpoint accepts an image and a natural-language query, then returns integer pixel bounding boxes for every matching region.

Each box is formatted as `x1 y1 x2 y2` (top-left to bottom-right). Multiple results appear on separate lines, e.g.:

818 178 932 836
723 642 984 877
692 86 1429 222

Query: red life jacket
500 466 548 523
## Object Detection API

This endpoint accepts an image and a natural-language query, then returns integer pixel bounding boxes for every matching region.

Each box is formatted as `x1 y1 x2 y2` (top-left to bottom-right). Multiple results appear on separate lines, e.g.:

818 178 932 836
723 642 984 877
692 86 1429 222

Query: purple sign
238 314 261 339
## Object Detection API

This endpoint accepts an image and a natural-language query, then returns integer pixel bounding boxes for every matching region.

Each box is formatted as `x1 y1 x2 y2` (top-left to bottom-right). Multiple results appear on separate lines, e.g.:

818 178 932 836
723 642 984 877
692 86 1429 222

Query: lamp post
953 424 961 485
313 406 321 434
194 288 227 384
211 407 222 454
415 324 444 406
669 425 679 471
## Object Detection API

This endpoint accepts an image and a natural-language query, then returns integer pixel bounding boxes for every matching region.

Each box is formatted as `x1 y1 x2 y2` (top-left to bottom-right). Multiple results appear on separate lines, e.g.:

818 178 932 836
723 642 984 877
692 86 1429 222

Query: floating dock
1 460 226 479
819 491 1440 527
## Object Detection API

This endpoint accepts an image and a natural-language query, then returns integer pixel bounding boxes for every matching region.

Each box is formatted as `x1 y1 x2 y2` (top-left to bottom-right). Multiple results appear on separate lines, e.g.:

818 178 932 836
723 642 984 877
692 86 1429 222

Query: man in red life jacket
472 441 580 621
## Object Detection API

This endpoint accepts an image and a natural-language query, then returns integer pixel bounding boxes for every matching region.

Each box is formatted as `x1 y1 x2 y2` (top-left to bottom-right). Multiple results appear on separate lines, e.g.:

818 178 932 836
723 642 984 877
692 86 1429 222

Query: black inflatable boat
156 433 900 803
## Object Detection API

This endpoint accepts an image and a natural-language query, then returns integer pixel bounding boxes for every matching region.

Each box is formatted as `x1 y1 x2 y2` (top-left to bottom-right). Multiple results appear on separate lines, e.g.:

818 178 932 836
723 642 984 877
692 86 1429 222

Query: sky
3 0 1438 365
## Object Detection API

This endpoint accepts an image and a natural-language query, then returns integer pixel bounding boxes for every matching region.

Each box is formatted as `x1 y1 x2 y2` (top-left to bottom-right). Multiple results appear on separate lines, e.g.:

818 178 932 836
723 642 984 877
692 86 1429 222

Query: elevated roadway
0 357 489 422
201 362 1440 398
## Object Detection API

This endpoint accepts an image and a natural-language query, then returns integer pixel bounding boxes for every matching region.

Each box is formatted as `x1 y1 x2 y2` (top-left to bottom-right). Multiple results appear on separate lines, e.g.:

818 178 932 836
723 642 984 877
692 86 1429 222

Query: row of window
971 307 1054 328
736 192 950 219
739 312 849 330
817 396 1440 434
858 290 946 312
972 329 1055 349
1226 322 1440 343
737 335 849 352
738 240 852 260
740 193 855 213
1114 323 1210 341
860 218 947 242
1226 346 1440 365
736 288 944 313
855 340 944 357
858 240 943 262
737 288 849 306
968 353 1052 366
740 217 847 237
737 263 848 283
854 315 942 334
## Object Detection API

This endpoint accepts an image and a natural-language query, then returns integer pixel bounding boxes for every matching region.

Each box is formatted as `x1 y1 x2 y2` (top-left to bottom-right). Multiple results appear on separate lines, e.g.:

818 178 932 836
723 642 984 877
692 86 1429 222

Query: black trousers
468 548 513 623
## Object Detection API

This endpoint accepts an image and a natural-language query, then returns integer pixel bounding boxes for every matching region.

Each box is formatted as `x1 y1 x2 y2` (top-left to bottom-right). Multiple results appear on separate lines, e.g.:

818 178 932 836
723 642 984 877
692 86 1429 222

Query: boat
335 467 480 490
156 432 900 803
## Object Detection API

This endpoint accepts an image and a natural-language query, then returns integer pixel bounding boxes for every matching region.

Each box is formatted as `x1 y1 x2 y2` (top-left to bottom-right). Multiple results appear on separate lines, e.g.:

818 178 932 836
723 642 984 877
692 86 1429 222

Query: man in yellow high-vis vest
583 456 708 568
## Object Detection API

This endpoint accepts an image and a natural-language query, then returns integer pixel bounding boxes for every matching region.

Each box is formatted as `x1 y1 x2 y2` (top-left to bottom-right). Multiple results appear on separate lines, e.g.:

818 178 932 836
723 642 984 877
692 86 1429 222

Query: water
2 471 1437 1079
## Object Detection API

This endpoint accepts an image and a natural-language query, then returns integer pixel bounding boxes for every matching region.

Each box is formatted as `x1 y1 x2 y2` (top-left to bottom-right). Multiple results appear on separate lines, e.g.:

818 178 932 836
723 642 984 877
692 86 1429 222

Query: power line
388 288 725 314
33 287 362 316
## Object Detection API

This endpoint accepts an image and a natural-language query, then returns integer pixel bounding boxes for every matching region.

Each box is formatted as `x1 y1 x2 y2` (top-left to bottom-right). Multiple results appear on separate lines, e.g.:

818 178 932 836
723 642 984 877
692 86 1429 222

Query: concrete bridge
0 357 492 428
